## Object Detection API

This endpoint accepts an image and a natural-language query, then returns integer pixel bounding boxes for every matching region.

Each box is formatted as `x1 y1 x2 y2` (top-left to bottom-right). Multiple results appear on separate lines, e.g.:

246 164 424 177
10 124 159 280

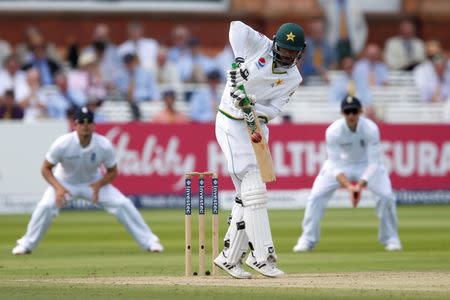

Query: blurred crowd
0 22 229 123
0 1 449 124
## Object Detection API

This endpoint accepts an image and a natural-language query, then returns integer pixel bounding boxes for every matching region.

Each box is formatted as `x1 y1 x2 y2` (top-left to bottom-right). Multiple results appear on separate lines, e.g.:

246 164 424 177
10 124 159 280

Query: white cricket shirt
325 116 383 182
45 132 116 184
219 21 303 121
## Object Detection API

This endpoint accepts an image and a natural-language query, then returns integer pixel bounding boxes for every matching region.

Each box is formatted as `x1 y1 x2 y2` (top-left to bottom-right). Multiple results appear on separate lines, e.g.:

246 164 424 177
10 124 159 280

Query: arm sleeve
254 83 299 121
254 98 286 121
229 21 268 60
45 138 63 165
325 130 344 177
361 126 382 182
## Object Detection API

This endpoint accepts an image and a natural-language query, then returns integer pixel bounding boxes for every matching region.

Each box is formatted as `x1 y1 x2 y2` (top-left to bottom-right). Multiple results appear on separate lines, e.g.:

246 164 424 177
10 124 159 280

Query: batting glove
226 64 249 89
231 89 256 109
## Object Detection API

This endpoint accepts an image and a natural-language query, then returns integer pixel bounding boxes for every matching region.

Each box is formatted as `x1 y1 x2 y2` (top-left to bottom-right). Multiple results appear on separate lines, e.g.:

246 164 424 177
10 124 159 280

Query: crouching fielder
12 107 163 255
213 20 306 278
293 96 402 253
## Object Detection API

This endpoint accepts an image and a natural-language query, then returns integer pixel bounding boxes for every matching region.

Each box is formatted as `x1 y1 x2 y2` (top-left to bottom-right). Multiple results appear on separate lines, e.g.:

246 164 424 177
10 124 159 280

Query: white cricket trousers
299 162 401 247
16 180 159 251
215 112 269 192
216 112 277 263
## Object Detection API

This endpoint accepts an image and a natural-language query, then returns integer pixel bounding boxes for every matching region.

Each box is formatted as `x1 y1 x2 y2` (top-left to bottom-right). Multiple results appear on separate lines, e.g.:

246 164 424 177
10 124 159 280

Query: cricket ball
251 132 262 143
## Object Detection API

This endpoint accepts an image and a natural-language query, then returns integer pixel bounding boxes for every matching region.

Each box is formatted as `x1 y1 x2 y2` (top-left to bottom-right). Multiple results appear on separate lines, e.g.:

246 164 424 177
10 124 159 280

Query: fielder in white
12 107 163 255
213 21 306 278
293 96 402 252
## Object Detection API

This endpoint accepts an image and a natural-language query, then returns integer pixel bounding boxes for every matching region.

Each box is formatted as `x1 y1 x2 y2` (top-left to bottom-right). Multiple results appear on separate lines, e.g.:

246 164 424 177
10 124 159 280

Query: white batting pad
223 203 249 265
241 170 268 207
241 170 274 262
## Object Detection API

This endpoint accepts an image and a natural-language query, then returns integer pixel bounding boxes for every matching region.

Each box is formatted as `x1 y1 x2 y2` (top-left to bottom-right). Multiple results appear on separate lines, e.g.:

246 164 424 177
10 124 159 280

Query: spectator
167 25 200 83
414 53 450 103
83 24 124 90
116 53 160 120
425 40 442 60
21 35 61 86
16 68 48 122
118 22 159 73
0 89 24 120
329 56 376 120
65 34 79 69
319 0 367 62
0 55 26 98
154 46 181 91
152 90 190 123
188 37 218 83
301 18 337 82
383 19 426 71
68 51 106 105
16 26 61 67
189 69 221 123
0 38 12 67
167 25 191 62
353 44 388 87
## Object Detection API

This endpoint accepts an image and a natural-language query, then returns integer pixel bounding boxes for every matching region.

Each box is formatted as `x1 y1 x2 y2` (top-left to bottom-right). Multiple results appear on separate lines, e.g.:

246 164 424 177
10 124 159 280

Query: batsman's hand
231 89 256 109
348 184 362 208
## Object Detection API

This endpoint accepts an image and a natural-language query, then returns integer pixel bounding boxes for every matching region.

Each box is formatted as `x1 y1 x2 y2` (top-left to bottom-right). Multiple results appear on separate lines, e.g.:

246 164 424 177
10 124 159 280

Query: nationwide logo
256 57 266 69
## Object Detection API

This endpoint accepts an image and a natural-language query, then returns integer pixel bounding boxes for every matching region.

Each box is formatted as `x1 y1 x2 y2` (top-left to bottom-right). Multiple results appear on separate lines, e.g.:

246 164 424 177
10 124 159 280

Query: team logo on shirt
271 79 284 87
91 152 96 162
256 57 266 69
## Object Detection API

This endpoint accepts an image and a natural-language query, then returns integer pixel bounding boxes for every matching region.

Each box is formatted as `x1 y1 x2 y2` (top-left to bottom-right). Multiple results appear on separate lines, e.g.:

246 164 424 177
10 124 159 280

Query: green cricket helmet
272 23 307 68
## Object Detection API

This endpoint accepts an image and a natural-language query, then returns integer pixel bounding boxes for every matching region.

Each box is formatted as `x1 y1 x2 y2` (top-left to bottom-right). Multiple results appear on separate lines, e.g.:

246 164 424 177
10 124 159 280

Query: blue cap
75 106 94 123
341 95 362 111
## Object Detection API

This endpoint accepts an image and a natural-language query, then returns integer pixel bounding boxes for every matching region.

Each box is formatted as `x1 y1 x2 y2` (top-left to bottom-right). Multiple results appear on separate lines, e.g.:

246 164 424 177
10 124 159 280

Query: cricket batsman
213 20 306 278
293 96 402 252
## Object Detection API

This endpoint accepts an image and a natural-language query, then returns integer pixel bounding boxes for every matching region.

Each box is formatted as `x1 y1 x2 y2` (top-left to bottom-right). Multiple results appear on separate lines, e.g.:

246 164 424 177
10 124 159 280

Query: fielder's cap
341 95 362 111
75 106 94 123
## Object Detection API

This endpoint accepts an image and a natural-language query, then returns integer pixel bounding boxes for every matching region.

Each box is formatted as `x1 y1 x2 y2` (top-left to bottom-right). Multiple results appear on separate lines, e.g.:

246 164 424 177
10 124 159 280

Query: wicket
185 172 219 277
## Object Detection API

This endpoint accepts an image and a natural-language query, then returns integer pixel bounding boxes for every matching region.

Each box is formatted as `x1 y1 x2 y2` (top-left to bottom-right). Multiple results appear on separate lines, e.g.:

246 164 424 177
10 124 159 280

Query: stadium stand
97 71 449 124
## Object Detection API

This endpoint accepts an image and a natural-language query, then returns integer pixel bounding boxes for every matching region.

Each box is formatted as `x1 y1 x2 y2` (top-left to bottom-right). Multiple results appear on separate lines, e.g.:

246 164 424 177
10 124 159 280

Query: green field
1 206 450 299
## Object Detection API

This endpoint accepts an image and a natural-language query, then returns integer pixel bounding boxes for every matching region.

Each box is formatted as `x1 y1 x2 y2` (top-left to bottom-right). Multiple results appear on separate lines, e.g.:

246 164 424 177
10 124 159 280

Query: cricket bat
232 62 276 183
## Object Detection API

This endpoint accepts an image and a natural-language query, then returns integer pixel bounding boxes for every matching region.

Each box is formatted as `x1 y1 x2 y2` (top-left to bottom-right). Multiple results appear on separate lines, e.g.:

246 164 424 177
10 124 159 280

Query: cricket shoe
245 253 284 278
385 243 402 252
12 244 31 256
213 252 252 279
148 240 164 253
293 242 314 253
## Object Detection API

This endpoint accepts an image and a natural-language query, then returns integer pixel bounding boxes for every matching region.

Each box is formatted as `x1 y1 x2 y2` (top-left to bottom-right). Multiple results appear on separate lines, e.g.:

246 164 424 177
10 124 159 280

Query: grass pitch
1 205 449 299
